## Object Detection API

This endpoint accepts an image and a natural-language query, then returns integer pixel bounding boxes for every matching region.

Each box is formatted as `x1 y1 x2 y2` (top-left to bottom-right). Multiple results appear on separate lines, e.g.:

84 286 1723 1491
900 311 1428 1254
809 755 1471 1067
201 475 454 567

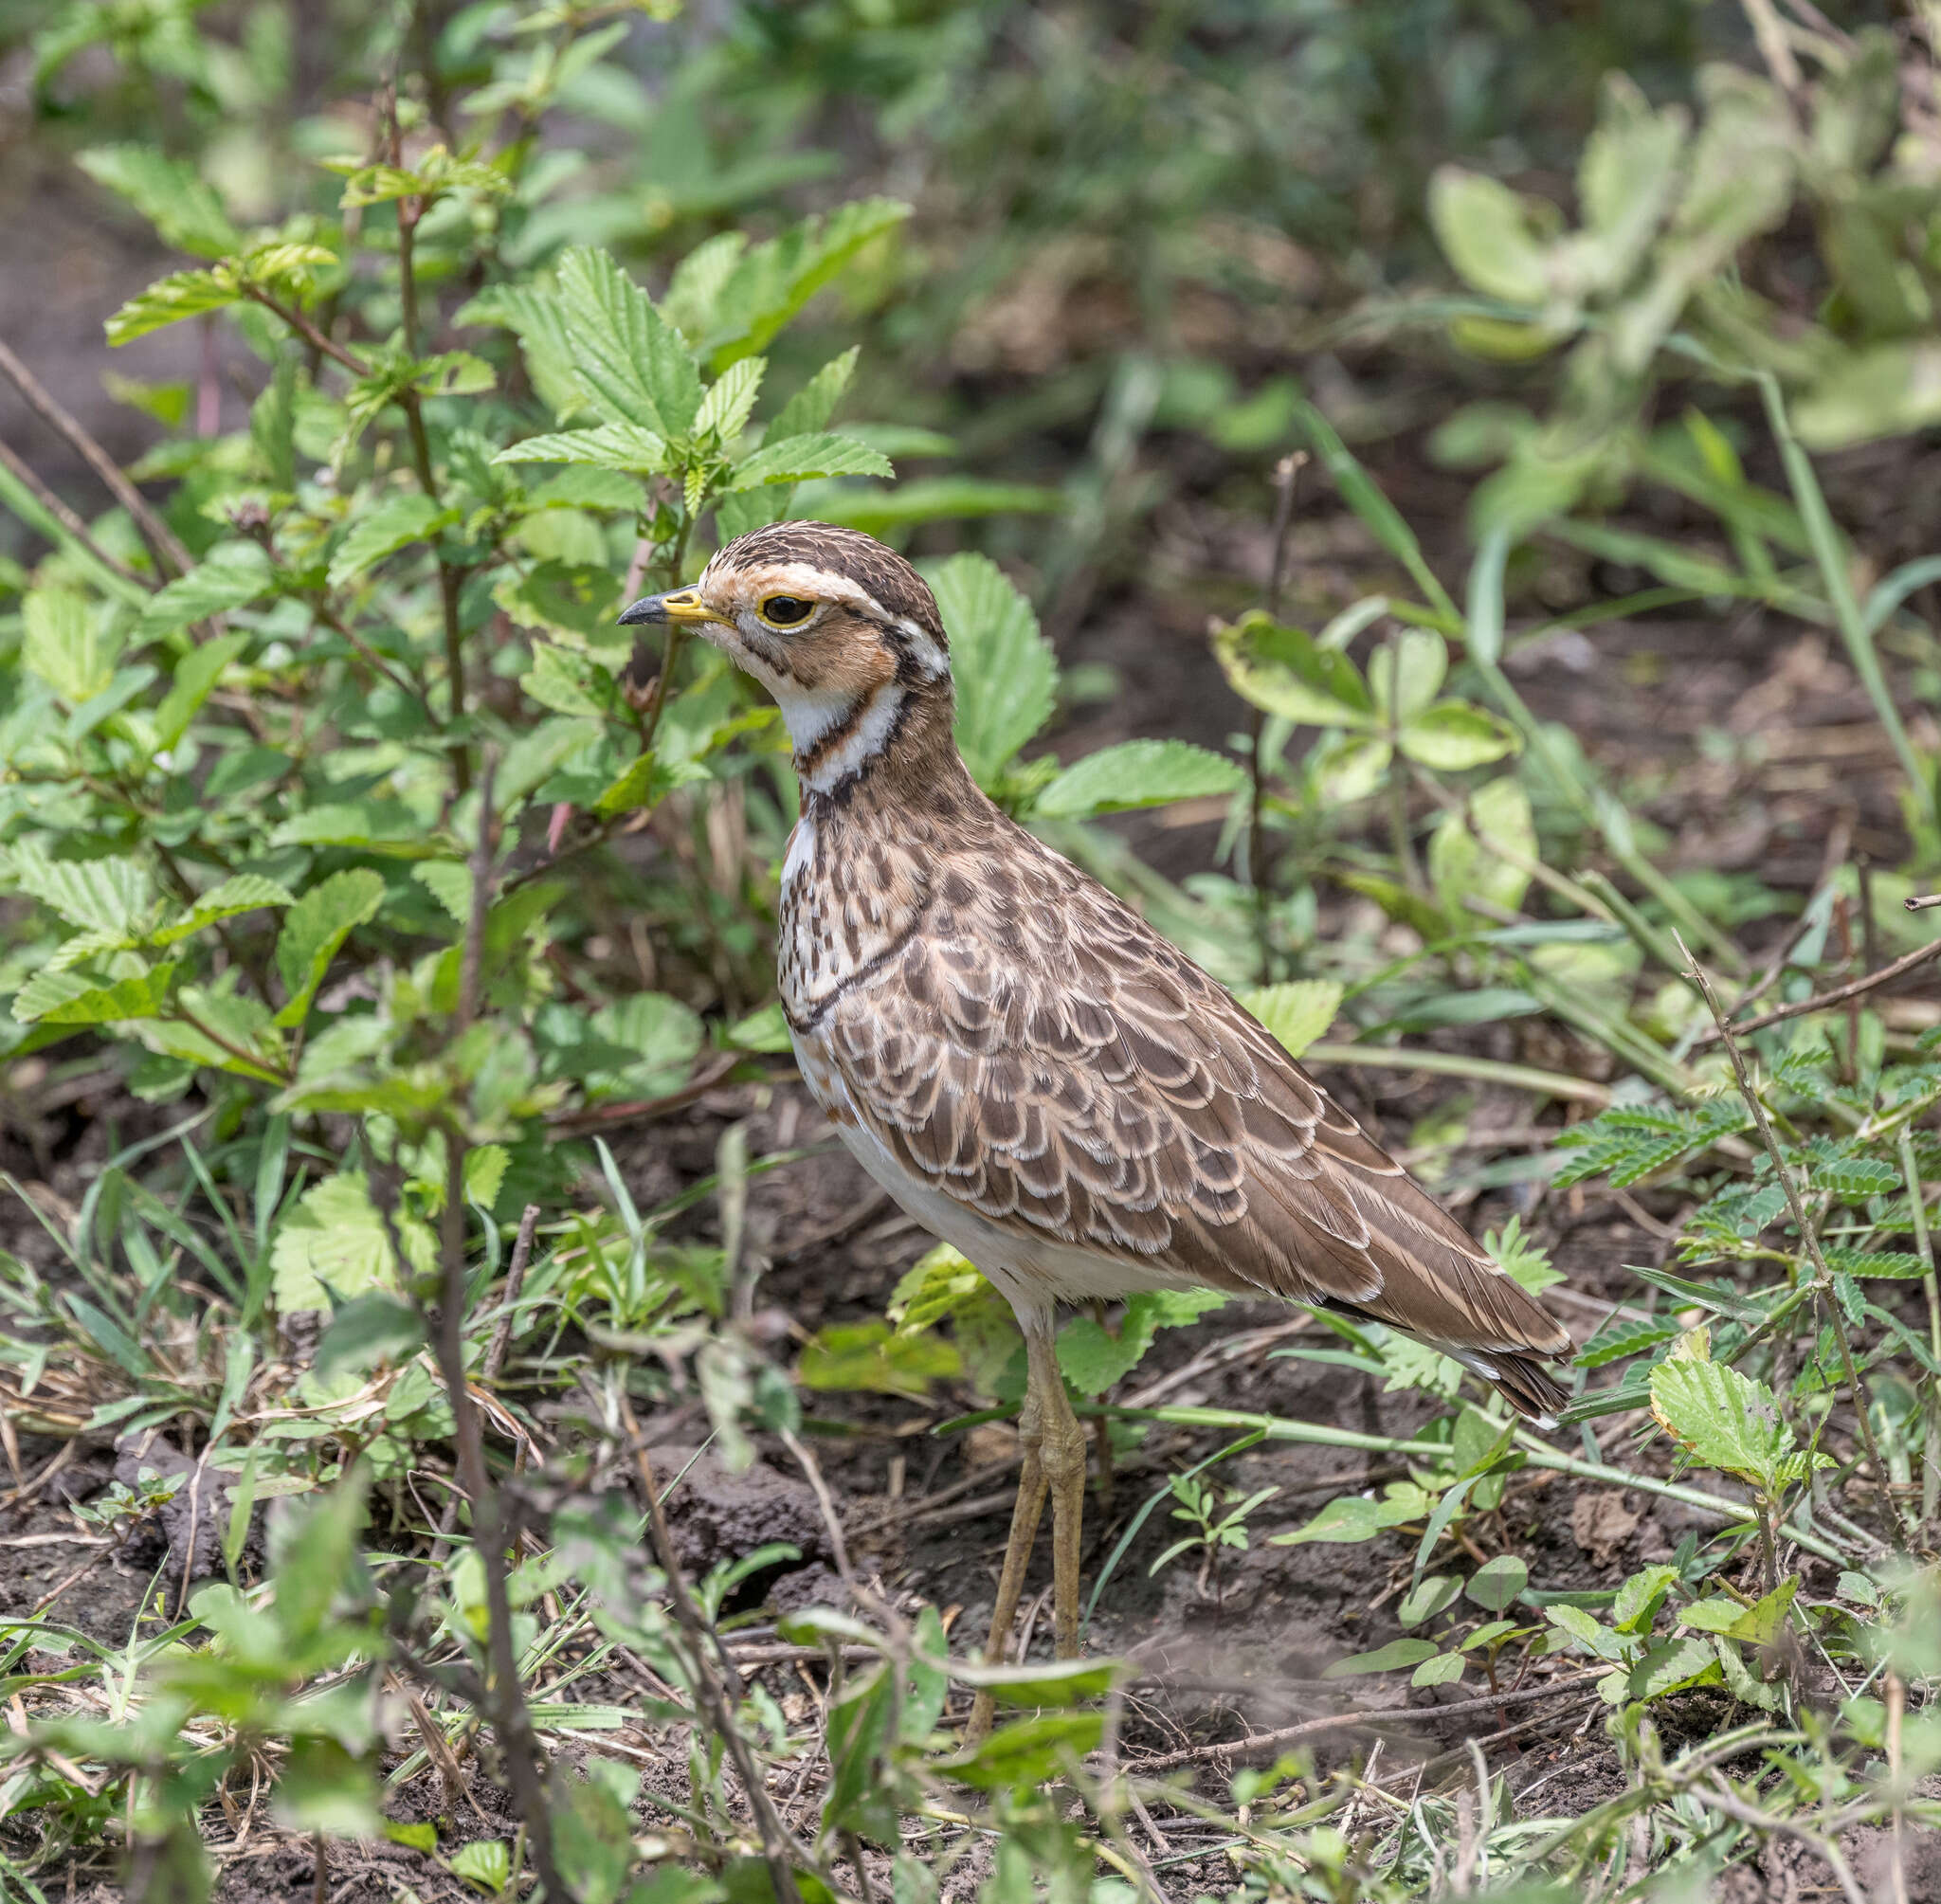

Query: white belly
789 1025 1201 1330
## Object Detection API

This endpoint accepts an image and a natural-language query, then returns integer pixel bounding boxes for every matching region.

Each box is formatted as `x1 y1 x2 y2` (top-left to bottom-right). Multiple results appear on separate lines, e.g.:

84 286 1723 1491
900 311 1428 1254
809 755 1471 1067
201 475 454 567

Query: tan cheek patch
792 626 898 696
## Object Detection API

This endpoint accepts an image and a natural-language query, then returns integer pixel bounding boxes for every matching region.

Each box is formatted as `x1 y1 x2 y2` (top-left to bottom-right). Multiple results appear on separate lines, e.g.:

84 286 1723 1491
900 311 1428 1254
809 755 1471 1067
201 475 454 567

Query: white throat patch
798 682 906 795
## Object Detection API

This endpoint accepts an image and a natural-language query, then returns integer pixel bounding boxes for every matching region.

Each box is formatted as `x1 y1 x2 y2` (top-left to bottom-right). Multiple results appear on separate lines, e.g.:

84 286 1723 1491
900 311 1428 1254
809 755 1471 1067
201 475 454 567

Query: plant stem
1675 931 1904 1546
0 335 192 579
427 753 569 1900
1300 1041 1611 1106
1249 452 1303 973
1757 371 1935 845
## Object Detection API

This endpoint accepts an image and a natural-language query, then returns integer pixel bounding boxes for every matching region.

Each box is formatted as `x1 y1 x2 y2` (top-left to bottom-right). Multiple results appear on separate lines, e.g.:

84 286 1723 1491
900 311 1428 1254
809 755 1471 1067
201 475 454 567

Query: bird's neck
784 676 970 811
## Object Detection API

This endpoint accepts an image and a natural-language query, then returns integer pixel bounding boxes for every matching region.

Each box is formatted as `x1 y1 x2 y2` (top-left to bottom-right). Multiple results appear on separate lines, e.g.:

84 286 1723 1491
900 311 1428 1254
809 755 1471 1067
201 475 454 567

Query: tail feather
1441 1343 1572 1423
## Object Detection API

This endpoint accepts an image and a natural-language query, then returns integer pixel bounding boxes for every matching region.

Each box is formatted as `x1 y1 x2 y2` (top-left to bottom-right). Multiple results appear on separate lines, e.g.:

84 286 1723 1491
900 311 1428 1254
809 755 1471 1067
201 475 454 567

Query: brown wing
815 843 1572 1387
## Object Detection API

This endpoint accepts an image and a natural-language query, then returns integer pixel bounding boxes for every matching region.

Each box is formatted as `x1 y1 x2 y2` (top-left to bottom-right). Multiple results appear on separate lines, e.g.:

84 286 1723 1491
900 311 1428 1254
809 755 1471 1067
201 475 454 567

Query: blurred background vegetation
4 3 1941 1900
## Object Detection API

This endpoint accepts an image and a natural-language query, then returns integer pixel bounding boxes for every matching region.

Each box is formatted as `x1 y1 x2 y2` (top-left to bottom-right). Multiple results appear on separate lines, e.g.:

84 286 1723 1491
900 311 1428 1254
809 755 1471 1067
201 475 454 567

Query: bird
619 520 1573 1724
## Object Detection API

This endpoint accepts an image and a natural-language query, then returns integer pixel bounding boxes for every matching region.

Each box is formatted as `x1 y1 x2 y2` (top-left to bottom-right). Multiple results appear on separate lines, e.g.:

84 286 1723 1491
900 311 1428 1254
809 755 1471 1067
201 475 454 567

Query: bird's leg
1026 1318 1088 1660
967 1369 1049 1742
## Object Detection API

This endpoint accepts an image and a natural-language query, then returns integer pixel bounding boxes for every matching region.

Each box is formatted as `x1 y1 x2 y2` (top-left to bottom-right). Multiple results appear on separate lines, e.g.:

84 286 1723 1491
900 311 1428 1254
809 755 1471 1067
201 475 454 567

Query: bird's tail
1438 1342 1572 1425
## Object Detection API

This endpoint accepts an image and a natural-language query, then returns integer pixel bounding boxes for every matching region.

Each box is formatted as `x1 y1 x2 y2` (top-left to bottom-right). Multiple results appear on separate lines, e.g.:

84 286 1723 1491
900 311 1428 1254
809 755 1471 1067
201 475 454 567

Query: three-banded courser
622 522 1572 1726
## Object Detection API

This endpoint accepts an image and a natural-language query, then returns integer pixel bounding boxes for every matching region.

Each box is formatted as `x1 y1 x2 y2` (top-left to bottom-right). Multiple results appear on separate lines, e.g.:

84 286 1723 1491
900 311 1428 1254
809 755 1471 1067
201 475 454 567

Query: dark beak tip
617 594 664 627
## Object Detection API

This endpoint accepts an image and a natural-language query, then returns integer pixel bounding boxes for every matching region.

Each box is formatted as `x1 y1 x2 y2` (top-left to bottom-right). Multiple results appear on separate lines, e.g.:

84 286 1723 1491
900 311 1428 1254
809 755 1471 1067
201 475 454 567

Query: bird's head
619 520 953 796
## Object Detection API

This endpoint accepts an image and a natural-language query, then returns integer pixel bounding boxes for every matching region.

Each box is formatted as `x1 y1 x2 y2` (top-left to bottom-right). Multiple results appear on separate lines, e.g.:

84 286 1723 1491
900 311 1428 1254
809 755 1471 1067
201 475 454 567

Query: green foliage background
0 3 1939 1901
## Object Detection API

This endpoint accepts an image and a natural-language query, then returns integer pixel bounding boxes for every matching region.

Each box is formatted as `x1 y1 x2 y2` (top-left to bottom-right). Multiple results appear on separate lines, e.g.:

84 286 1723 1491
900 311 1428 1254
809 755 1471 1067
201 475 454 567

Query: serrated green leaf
13 963 172 1025
154 874 295 945
593 751 708 819
139 542 275 640
77 145 241 259
555 246 703 436
23 586 118 702
697 198 912 368
724 431 893 490
270 1170 407 1312
1648 1352 1797 1493
928 553 1056 787
274 869 387 1026
1034 739 1245 818
695 356 765 443
9 843 154 935
770 348 859 441
463 1145 509 1211
105 266 242 345
1240 980 1345 1061
1628 1633 1721 1701
327 494 451 589
1055 1287 1225 1397
1429 775 1536 920
942 1711 1101 1790
493 422 670 473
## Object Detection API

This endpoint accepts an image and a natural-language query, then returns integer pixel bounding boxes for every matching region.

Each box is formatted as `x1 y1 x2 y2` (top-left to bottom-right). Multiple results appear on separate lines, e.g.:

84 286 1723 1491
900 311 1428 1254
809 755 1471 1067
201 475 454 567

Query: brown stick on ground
0 336 192 578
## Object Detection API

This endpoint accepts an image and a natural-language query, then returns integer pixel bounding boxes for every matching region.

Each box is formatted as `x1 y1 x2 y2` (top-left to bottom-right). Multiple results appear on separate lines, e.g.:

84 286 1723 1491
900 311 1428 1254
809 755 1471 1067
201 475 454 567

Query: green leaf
77 145 241 259
1055 1288 1225 1396
1270 1488 1427 1547
770 348 859 439
1034 739 1245 819
797 1320 960 1397
1240 980 1345 1061
1648 1352 1800 1493
13 963 176 1025
724 431 893 490
1628 1634 1721 1701
928 553 1057 787
270 1170 402 1313
1428 168 1553 305
154 632 249 749
9 843 154 934
696 197 911 367
555 246 703 437
581 992 704 1100
1429 776 1536 921
1397 700 1518 771
316 1293 425 1379
105 265 243 345
23 585 118 702
155 874 295 945
274 869 386 1026
493 422 671 474
1398 1575 1462 1627
725 1001 791 1053
1213 612 1371 726
592 751 708 819
140 542 277 640
449 1840 513 1895
1465 1554 1528 1612
327 494 451 589
496 562 626 644
463 1145 509 1210
1369 627 1448 718
1545 1603 1630 1662
1411 1651 1466 1688
1322 1637 1439 1678
1569 75 1688 295
695 355 766 443
943 1711 1101 1790
805 476 1061 534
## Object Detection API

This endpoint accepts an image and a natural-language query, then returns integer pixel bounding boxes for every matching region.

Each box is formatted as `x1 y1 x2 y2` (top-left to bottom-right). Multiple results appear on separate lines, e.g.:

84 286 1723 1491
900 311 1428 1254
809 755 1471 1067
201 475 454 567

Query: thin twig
0 335 192 577
0 437 152 589
424 753 570 1902
614 1388 807 1904
1695 934 1941 1045
1114 1667 1610 1774
482 1204 541 1384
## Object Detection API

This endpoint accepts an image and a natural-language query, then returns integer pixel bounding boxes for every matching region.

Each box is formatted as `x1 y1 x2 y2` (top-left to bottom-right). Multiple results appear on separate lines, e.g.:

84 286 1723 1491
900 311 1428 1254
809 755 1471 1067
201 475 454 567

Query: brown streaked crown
710 521 949 649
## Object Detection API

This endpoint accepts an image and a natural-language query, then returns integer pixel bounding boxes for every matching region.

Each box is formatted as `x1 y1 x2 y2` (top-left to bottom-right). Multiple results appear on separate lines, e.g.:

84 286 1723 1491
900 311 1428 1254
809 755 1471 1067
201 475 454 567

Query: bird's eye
758 595 815 628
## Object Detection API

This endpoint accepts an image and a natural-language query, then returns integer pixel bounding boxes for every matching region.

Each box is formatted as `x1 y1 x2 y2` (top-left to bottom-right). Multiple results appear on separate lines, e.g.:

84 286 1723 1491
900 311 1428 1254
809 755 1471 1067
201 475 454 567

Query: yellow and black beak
617 587 730 629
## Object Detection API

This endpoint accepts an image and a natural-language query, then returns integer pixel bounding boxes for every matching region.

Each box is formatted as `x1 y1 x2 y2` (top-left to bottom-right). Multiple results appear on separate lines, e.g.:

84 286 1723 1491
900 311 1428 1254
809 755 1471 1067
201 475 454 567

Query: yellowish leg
968 1320 1086 1740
